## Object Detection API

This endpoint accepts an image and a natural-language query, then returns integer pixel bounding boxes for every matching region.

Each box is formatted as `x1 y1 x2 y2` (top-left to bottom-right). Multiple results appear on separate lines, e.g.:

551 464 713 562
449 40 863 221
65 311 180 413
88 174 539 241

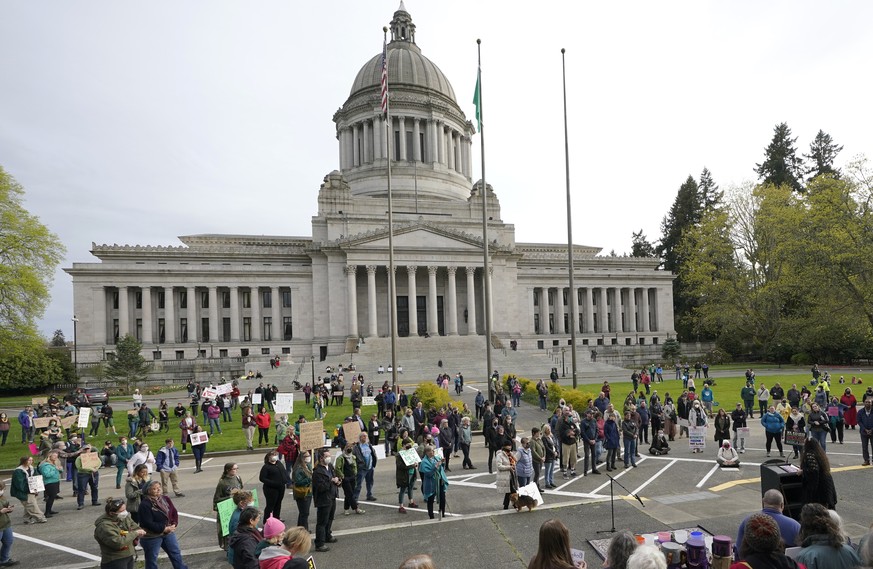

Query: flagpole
562 48 578 389
384 26 399 392
476 39 494 403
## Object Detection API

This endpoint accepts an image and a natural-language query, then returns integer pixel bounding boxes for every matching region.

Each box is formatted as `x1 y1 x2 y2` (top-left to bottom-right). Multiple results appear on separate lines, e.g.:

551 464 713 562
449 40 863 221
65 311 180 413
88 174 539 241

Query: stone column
351 123 359 167
583 288 593 333
436 121 445 164
251 287 261 341
427 266 438 335
429 120 438 163
272 287 282 341
346 127 354 167
141 287 152 344
407 266 418 335
465 267 477 335
363 120 370 163
373 116 382 160
229 286 240 341
467 137 474 177
610 287 621 333
208 286 219 343
653 288 664 332
398 117 407 161
118 286 129 339
626 288 637 333
446 266 458 335
447 129 455 171
539 288 550 334
346 266 358 337
412 118 421 161
164 287 176 343
554 287 565 334
367 265 378 337
597 288 608 335
186 287 197 342
639 287 649 332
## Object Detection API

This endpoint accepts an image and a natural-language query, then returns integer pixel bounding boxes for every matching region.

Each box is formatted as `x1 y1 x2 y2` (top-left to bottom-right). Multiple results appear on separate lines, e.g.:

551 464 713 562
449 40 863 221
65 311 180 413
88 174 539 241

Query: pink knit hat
263 516 285 539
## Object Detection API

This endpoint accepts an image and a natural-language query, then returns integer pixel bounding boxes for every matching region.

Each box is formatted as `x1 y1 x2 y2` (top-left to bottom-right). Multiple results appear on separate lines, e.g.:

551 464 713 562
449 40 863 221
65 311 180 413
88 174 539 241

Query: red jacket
255 413 271 429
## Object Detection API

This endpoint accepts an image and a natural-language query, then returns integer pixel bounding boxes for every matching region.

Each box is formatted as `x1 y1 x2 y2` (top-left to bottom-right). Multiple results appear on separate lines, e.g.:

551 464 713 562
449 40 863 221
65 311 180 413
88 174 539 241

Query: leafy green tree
754 122 804 192
0 339 63 390
0 166 66 347
106 334 150 392
630 229 656 258
45 346 77 383
804 129 843 181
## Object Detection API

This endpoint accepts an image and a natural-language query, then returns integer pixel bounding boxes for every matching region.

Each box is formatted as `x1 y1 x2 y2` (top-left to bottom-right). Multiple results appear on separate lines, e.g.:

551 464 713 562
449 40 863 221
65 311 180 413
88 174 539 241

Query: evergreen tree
657 175 701 272
106 334 150 392
804 129 843 180
698 167 722 211
754 122 804 192
50 329 66 347
630 230 656 258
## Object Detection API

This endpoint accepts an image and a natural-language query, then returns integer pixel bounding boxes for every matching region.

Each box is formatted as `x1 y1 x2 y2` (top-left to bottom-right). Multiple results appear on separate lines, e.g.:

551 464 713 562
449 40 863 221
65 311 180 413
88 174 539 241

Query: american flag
380 38 388 116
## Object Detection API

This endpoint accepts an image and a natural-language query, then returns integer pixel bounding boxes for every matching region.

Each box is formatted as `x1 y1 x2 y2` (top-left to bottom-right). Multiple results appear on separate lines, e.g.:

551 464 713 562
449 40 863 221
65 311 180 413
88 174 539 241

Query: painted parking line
591 457 648 494
695 464 720 488
178 511 216 522
708 463 870 492
13 532 101 561
633 459 678 495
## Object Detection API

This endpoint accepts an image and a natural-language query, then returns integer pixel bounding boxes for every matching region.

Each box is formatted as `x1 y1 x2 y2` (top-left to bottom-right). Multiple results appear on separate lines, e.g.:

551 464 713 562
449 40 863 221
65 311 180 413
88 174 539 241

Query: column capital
465 266 477 276
446 265 457 276
345 265 358 276
406 265 418 276
427 266 439 276
366 265 378 275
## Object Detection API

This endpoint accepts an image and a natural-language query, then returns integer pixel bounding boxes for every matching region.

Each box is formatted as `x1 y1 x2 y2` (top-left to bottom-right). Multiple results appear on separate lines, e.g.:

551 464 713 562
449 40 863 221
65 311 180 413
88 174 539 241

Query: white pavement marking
695 464 720 488
591 456 648 494
632 459 677 495
356 499 461 516
13 532 101 561
178 511 216 522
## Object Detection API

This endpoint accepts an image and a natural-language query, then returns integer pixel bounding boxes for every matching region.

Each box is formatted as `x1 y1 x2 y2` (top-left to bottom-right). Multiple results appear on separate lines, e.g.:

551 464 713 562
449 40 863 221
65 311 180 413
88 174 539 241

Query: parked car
65 387 109 407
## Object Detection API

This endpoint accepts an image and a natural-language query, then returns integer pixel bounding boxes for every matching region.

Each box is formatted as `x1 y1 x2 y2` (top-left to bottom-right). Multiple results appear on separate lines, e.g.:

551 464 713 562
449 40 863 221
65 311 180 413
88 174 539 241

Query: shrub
791 352 813 366
413 382 463 412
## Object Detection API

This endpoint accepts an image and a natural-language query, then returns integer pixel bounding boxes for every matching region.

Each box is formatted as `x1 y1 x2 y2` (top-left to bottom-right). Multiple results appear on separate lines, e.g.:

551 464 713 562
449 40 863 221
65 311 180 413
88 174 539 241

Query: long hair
222 462 237 477
605 530 638 569
527 519 575 569
801 438 830 475
799 503 844 547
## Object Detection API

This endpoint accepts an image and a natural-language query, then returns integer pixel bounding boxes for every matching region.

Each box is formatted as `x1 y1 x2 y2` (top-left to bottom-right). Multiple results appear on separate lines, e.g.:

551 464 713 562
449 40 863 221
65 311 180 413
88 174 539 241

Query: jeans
623 438 637 466
810 429 827 451
759 401 768 415
745 402 755 418
398 472 415 505
295 495 312 531
461 442 473 468
732 431 746 451
192 445 205 470
141 532 188 569
128 420 139 439
77 471 99 507
606 448 618 468
539 395 547 410
116 465 127 488
861 431 872 463
208 418 222 435
353 468 375 501
315 501 336 547
544 461 555 486
583 441 597 473
221 408 232 422
0 526 13 563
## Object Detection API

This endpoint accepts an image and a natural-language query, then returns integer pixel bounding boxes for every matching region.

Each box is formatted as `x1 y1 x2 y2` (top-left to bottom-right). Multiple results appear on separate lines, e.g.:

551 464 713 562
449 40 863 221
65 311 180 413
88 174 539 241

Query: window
113 319 119 344
180 318 188 343
222 291 230 309
406 131 413 160
533 291 539 306
419 132 426 161
243 317 251 341
135 291 142 310
652 337 658 345
394 130 401 158
152 350 162 360
582 338 589 345
219 349 228 358
240 348 249 357
640 338 646 345
263 317 272 341
261 348 271 355
180 290 187 309
135 319 143 342
112 291 119 309
201 291 209 308
222 317 231 341
157 291 165 309
158 318 165 344
242 291 251 309
282 291 292 308
281 347 290 355
175 350 185 360
263 291 272 309
283 316 293 341
201 318 209 342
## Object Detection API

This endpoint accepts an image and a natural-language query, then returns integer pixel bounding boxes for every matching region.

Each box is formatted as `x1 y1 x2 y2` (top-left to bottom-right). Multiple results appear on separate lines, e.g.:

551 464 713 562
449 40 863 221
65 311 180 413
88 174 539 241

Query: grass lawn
0 394 371 470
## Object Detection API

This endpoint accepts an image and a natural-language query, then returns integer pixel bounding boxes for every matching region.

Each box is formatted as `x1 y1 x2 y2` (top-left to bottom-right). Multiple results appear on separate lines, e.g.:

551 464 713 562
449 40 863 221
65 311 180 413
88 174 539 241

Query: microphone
632 493 645 508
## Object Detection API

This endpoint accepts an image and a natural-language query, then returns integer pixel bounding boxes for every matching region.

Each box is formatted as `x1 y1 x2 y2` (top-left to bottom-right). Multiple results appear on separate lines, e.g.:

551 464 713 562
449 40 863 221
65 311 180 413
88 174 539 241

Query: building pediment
323 221 508 253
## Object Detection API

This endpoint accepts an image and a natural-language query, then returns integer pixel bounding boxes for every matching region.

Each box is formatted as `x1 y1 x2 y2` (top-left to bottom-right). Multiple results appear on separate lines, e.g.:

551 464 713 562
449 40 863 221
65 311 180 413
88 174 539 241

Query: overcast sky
1 1 871 340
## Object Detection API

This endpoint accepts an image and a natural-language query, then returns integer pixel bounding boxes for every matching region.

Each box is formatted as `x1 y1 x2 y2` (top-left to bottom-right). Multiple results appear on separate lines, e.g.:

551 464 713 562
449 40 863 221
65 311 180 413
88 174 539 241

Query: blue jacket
580 418 597 442
858 406 873 431
737 508 801 551
156 446 180 472
515 447 533 478
760 412 785 434
604 420 620 449
701 388 713 402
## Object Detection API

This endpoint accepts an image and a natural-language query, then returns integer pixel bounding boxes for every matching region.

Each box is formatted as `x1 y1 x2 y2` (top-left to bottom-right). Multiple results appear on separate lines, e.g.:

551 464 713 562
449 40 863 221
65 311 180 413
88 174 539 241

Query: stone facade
65 5 674 364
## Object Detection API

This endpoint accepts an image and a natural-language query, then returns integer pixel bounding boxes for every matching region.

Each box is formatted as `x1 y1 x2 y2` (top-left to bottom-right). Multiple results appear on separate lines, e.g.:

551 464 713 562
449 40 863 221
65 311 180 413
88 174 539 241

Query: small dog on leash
510 493 538 512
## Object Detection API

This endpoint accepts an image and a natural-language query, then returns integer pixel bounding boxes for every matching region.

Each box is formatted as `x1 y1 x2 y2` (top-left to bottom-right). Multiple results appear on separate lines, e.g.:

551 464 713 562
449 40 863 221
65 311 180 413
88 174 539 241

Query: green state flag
473 68 481 131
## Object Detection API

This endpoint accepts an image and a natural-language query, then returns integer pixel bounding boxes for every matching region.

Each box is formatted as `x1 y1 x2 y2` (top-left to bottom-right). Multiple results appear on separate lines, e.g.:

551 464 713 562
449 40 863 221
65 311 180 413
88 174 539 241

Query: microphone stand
597 473 645 534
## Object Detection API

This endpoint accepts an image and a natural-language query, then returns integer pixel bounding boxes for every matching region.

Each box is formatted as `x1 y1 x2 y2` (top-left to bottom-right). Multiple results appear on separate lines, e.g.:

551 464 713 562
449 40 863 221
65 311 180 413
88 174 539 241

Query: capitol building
65 5 675 365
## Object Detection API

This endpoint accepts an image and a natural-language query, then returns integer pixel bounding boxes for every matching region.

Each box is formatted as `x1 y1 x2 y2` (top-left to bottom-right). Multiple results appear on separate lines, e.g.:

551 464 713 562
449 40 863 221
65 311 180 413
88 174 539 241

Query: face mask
116 510 129 519
0 491 4 496
269 455 278 463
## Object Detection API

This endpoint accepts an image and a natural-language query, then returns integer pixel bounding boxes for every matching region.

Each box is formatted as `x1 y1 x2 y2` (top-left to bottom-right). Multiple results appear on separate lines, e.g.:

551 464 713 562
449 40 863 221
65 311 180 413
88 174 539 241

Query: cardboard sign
252 394 263 404
190 432 209 446
61 415 78 429
32 397 48 406
274 393 294 414
216 497 236 536
200 388 217 400
299 420 325 452
689 426 706 450
399 448 421 466
128 409 138 416
342 421 362 444
678 418 690 428
33 417 51 429
28 475 45 493
332 391 344 398
80 452 102 471
785 431 807 446
518 481 544 506
78 407 91 429
736 427 750 439
361 396 377 406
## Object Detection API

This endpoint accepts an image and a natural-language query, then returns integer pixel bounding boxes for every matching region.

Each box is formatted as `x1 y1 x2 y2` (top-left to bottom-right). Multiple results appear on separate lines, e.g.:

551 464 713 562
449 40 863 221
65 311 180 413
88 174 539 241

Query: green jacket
335 452 357 480
10 467 34 501
530 437 545 464
740 386 756 403
0 497 11 530
94 513 140 563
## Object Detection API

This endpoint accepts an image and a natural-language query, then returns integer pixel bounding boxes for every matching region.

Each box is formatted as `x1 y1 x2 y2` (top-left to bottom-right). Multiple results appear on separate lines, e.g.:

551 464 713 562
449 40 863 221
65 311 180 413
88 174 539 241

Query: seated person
649 429 670 455
716 440 740 467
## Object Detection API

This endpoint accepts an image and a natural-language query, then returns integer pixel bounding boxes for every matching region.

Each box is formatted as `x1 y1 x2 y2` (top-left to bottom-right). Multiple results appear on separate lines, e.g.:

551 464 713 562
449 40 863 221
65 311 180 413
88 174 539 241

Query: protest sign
78 407 91 429
361 397 377 406
252 393 262 404
214 383 233 395
689 426 706 450
342 421 361 443
200 388 217 400
274 393 294 414
217 497 236 536
80 452 102 471
61 415 78 429
736 427 750 439
299 421 325 451
33 417 51 429
128 409 138 416
374 445 386 460
434 447 444 461
785 431 807 446
518 481 544 506
31 397 48 406
306 556 317 569
190 432 209 446
28 475 45 494
399 448 421 466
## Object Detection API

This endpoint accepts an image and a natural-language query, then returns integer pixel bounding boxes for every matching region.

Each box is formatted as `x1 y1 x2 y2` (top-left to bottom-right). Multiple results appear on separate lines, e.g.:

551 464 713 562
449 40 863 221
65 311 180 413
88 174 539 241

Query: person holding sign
395 441 419 513
11 457 46 524
75 445 101 510
38 451 63 516
213 463 244 551
419 444 448 520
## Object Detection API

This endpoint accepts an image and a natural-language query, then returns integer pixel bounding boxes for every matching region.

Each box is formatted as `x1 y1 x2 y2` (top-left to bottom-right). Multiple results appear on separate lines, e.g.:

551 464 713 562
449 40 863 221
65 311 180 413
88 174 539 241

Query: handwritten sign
274 393 294 414
78 407 91 429
28 475 45 493
32 397 48 406
61 415 78 429
80 452 102 471
190 432 209 446
252 394 262 404
689 426 707 450
399 448 421 466
214 383 233 396
33 417 51 429
342 421 361 444
361 397 377 406
216 497 236 536
299 421 325 452
200 388 217 400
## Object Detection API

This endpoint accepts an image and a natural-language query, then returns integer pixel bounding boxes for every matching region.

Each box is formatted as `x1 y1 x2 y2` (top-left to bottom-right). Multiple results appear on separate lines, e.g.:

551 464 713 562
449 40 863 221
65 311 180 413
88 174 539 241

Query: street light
561 347 566 377
72 316 79 374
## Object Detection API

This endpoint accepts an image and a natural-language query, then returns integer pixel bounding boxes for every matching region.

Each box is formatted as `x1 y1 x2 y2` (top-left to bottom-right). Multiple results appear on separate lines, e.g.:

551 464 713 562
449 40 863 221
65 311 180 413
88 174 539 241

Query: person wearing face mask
291 451 313 531
127 443 156 477
94 497 145 569
335 443 364 516
259 451 286 522
312 449 340 552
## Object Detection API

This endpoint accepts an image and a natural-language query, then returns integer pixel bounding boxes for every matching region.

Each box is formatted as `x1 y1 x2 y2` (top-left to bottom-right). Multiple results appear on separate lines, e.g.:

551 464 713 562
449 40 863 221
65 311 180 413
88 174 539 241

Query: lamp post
561 348 566 378
72 316 79 375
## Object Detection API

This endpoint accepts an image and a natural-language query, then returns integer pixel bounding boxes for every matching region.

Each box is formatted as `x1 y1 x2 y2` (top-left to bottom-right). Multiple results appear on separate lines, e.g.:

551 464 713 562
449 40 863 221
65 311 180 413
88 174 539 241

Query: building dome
349 2 456 103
